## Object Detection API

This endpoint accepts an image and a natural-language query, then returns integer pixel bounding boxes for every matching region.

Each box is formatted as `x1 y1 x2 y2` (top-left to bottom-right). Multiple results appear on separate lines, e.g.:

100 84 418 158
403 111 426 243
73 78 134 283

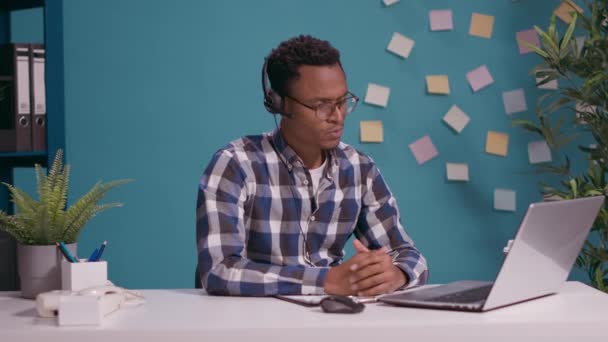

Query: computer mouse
320 295 365 314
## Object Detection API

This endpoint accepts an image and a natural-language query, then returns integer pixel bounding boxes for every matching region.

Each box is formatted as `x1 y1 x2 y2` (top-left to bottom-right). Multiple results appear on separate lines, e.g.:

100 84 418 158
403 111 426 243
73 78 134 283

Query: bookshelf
0 0 66 290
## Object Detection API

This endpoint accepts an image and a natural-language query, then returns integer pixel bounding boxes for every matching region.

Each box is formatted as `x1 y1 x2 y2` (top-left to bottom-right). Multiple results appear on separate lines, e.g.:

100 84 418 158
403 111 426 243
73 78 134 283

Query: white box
58 292 123 326
62 261 108 291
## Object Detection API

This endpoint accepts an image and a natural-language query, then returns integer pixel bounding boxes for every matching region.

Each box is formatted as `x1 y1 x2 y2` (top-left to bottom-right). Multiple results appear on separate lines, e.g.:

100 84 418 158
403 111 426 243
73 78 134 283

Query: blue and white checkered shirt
196 129 428 296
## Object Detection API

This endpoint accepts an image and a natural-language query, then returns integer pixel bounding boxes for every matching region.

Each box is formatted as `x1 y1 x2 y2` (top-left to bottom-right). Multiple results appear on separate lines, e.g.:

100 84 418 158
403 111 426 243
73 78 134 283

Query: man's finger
352 239 370 253
357 280 391 297
350 263 385 286
348 251 384 271
352 272 389 294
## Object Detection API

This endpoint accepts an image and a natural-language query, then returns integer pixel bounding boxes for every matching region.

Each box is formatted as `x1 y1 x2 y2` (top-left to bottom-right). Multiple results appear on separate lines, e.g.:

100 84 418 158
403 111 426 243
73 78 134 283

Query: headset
261 57 291 118
261 56 316 266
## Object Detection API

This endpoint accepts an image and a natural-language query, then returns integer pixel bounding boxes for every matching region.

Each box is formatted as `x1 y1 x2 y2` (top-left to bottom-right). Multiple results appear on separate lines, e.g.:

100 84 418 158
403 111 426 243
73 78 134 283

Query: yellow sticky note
426 75 450 95
554 0 583 24
486 131 509 157
469 13 494 39
360 121 384 143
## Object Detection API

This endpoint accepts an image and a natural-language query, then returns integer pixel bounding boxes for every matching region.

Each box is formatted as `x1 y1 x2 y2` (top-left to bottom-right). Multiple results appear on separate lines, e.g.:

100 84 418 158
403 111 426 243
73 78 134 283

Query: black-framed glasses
285 92 359 120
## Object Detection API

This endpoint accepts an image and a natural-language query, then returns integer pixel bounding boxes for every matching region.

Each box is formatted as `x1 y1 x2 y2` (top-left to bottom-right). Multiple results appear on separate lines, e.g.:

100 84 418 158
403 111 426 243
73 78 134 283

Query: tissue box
61 261 108 291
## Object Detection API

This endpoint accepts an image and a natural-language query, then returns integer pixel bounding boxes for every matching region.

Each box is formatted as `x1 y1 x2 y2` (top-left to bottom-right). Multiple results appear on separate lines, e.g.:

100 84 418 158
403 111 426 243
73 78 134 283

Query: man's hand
323 239 408 296
349 239 407 296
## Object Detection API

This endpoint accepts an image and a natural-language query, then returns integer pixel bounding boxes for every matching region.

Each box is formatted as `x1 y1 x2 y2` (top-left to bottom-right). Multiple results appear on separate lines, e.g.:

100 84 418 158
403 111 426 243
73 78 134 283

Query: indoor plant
516 1 608 292
0 149 131 298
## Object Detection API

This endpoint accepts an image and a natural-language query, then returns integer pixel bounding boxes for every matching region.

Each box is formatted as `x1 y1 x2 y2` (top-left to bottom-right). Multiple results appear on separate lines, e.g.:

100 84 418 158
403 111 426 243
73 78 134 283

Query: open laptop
378 196 605 312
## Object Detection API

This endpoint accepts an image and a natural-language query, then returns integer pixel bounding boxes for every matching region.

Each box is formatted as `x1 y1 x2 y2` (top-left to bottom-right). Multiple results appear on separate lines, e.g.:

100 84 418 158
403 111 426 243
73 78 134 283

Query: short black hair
266 35 342 97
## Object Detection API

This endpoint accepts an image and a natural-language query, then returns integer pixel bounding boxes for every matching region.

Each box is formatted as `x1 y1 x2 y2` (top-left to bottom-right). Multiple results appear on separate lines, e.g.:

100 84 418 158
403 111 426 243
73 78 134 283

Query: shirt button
287 164 293 171
310 215 316 221
303 179 309 185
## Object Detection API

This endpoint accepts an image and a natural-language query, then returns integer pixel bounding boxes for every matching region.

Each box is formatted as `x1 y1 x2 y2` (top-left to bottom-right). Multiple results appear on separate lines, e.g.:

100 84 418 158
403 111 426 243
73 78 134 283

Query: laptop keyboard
426 284 493 303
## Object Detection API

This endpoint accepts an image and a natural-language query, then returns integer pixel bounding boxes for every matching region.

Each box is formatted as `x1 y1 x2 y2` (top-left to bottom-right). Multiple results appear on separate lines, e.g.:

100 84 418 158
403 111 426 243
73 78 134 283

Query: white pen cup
61 260 108 291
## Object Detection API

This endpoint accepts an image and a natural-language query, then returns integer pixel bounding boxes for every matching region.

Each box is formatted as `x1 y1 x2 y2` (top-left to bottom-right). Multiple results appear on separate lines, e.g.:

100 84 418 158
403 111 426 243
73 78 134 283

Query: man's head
265 35 357 165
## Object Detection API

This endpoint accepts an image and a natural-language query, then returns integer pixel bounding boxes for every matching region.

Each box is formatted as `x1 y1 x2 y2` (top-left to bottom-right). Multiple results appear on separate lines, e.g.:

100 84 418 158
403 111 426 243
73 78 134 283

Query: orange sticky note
469 13 494 39
554 0 583 24
486 131 509 157
360 121 384 143
426 75 450 95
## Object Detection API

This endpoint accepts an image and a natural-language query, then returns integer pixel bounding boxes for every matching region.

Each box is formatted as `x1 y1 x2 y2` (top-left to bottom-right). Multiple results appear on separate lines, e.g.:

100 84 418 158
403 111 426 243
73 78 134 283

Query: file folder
30 44 46 151
0 44 32 152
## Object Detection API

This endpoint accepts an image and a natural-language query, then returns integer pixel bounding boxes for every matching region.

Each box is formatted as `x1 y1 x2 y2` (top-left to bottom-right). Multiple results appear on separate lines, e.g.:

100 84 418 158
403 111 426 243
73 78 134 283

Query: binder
0 44 32 152
30 44 46 151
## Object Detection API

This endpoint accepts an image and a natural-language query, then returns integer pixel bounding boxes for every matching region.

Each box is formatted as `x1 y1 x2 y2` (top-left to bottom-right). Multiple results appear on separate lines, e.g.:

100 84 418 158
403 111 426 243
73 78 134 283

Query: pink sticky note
516 29 540 54
430 9 453 31
409 136 439 165
466 65 494 92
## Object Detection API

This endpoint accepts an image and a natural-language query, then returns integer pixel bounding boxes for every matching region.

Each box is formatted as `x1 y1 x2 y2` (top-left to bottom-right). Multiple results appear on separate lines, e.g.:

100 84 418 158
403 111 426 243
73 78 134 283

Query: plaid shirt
196 129 428 296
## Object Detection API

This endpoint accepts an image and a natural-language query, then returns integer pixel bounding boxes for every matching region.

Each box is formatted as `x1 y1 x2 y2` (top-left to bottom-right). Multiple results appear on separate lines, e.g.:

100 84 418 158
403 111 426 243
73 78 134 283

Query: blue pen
88 248 99 262
59 241 78 262
94 241 107 261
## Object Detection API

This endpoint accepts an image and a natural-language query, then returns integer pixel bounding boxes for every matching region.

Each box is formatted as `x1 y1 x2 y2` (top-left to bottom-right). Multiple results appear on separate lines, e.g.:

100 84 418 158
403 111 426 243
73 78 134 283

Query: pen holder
61 260 108 291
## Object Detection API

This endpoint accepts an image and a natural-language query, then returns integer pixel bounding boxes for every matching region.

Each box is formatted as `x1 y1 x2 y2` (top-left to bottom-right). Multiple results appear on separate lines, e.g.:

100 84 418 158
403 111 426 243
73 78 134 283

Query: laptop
378 196 605 312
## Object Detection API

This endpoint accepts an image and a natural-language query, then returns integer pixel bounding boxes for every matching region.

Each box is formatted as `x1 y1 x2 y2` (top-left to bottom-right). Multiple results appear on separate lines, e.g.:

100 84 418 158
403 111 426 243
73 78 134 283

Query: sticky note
502 89 527 114
536 70 559 90
466 65 494 92
360 121 384 143
443 105 470 133
516 29 540 54
469 13 495 38
426 75 450 95
528 140 552 164
387 32 415 59
364 83 390 107
383 0 400 6
409 136 438 165
486 131 509 157
576 101 596 123
554 0 583 24
576 36 586 54
430 9 453 31
494 189 516 212
446 163 469 182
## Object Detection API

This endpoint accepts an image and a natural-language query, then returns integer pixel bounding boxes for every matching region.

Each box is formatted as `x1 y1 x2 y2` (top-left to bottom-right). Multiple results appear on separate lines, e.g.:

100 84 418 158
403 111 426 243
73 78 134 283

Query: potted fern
0 149 131 298
516 2 608 292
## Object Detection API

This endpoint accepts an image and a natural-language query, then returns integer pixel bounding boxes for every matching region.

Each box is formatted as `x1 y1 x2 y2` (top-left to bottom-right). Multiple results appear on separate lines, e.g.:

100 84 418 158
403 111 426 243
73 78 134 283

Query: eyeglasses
285 92 359 120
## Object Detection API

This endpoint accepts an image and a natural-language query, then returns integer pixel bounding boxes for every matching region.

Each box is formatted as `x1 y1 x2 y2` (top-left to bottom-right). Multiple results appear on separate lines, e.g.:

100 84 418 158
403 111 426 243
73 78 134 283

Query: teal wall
13 0 591 288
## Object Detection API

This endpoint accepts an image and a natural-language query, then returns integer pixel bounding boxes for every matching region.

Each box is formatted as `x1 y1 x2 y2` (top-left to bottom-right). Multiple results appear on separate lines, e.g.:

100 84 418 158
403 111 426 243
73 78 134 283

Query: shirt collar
269 128 339 172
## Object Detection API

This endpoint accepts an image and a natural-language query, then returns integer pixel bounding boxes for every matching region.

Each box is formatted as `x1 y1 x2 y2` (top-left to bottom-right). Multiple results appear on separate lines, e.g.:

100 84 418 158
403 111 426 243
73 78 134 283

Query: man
196 35 428 296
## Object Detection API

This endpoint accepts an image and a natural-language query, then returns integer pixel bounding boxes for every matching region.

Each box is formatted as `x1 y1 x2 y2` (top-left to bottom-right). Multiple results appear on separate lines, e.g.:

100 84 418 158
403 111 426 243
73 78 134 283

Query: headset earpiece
262 58 289 117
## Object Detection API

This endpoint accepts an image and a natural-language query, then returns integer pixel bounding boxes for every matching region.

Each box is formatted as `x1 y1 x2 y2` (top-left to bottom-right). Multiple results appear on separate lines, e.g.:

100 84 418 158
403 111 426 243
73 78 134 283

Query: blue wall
13 0 590 288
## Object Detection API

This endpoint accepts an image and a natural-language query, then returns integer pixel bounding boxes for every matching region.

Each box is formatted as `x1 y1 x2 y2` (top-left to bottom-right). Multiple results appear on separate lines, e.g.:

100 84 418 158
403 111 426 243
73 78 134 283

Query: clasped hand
324 239 407 296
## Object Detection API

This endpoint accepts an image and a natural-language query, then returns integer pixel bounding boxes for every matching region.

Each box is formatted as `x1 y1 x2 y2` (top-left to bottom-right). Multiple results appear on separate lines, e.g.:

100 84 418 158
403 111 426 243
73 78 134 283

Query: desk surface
1 281 607 342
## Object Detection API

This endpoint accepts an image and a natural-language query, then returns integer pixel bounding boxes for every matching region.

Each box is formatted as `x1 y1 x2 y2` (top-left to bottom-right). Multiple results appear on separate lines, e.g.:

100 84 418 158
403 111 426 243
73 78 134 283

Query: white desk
1 281 607 342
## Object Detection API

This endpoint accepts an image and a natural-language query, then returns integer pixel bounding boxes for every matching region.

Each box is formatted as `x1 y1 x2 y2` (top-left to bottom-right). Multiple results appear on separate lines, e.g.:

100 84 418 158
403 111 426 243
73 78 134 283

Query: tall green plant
515 1 608 292
0 149 131 245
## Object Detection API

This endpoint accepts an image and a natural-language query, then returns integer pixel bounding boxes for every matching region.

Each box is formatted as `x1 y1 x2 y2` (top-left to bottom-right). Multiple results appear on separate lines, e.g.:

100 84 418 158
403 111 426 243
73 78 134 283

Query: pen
56 242 78 263
93 240 107 261
88 248 99 262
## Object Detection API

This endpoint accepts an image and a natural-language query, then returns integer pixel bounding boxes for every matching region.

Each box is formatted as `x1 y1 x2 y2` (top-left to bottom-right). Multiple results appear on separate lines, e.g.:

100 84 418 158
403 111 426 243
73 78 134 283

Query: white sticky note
387 32 415 59
494 189 516 212
576 36 586 54
536 75 558 90
576 101 596 123
502 89 527 114
383 0 400 6
446 163 469 182
443 105 470 133
430 9 453 31
364 83 390 108
528 140 552 164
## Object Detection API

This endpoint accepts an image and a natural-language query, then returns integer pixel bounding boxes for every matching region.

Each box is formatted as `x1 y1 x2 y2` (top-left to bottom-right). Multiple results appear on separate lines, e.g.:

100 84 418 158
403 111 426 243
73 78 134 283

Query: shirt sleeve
196 149 329 296
354 162 429 288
